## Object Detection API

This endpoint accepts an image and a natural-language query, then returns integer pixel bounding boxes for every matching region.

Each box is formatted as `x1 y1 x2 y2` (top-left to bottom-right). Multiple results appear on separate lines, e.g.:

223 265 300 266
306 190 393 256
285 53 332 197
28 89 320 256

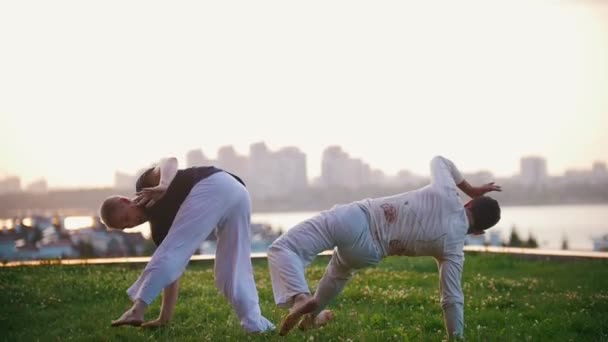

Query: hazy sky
1 1 607 189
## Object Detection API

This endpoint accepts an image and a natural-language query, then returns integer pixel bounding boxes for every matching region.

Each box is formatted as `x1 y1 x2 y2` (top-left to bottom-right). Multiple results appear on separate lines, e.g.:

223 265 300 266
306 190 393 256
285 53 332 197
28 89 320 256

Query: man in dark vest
99 157 275 333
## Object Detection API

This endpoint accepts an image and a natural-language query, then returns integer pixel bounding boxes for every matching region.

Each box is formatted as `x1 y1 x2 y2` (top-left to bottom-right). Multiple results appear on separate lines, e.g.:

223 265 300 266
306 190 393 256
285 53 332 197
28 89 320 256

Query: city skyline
1 142 606 192
1 1 607 188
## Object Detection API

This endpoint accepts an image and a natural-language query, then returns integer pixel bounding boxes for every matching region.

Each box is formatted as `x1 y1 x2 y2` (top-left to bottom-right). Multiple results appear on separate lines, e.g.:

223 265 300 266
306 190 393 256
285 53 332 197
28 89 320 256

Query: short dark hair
99 196 123 229
469 196 500 231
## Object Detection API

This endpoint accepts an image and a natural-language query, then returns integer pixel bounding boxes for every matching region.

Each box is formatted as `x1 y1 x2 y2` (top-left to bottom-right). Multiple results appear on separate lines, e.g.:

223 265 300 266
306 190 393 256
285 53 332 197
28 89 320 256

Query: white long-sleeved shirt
356 156 468 337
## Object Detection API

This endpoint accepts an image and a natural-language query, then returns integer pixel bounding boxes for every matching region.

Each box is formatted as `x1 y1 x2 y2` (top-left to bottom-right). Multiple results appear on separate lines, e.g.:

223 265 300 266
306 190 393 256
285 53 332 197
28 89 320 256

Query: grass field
1 253 607 341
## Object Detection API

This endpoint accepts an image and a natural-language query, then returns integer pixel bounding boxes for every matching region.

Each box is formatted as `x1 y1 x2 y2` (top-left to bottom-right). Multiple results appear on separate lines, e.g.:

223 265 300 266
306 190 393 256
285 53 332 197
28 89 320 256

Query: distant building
351 158 372 188
248 142 307 198
0 235 17 260
320 146 371 189
37 240 77 259
464 230 502 247
25 179 48 194
592 161 608 184
186 149 211 168
321 146 349 188
562 169 590 185
248 142 274 197
69 226 147 257
371 169 388 186
217 146 249 179
274 147 308 192
487 230 502 247
559 161 608 185
0 176 21 195
121 232 147 256
519 156 547 186
592 234 608 252
391 169 426 187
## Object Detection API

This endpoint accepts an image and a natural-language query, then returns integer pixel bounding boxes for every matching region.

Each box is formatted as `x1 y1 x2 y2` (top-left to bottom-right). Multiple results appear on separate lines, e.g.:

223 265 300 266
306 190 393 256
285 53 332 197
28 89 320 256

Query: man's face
112 199 146 229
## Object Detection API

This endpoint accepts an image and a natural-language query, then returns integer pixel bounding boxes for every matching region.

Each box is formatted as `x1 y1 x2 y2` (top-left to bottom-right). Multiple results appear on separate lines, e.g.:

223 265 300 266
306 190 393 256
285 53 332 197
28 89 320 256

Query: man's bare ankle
131 300 148 315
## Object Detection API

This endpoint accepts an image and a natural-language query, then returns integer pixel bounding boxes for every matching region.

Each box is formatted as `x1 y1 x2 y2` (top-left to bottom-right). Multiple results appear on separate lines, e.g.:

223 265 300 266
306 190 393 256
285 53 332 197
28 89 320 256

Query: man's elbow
431 155 451 167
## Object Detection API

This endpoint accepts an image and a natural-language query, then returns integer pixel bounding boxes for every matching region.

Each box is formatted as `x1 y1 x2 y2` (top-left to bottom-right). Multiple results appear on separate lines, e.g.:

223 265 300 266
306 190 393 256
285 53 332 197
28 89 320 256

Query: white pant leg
267 243 310 308
213 183 275 333
267 211 335 308
127 172 237 305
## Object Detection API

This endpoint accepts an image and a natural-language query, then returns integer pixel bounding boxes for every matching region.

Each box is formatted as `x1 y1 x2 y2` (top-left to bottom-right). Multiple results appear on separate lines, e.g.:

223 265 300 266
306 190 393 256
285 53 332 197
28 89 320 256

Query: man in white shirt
268 156 501 338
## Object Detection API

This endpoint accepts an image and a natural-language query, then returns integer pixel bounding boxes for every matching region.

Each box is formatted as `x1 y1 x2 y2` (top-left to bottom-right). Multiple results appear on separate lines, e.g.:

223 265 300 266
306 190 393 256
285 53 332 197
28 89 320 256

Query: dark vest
136 166 245 246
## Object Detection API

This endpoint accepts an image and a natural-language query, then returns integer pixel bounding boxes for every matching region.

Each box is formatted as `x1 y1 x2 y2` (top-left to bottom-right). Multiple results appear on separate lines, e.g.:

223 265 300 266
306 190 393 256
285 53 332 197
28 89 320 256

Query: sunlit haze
1 0 606 189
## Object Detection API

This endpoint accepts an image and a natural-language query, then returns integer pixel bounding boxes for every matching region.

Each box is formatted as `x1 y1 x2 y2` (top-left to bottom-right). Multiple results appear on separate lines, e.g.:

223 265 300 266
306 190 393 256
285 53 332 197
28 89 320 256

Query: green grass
1 254 607 341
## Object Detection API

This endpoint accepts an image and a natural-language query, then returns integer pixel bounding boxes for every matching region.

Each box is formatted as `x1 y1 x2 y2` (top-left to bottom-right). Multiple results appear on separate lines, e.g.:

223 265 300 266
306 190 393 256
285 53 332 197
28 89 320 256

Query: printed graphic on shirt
381 203 397 224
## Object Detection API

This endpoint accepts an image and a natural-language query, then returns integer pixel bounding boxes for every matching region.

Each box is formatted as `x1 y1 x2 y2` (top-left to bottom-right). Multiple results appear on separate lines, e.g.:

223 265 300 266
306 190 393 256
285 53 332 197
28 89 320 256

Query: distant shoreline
2 202 608 219
1 185 607 217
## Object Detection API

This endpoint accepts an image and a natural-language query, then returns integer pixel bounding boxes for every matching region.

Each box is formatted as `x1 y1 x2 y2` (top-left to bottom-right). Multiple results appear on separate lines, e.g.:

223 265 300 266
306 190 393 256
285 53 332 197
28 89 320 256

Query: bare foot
298 310 334 331
111 308 144 327
141 318 168 328
279 296 318 336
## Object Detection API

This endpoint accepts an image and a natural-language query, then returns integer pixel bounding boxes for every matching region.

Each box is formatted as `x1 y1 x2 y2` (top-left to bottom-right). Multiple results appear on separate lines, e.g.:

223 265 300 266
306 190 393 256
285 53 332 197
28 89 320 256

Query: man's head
99 195 147 230
464 196 501 235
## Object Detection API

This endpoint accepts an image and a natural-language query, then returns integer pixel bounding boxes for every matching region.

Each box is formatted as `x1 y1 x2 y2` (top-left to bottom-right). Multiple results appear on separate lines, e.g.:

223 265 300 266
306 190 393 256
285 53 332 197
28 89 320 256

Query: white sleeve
437 255 465 338
430 156 465 191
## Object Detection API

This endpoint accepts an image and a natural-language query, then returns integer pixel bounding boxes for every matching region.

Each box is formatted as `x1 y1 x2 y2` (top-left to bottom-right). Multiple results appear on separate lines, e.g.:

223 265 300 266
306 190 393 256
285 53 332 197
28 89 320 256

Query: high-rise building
248 142 308 198
592 161 608 183
186 149 210 168
275 146 308 191
320 146 371 189
371 169 388 185
391 169 425 187
25 179 48 193
321 146 350 188
248 142 274 197
216 146 248 179
519 156 547 186
0 176 21 195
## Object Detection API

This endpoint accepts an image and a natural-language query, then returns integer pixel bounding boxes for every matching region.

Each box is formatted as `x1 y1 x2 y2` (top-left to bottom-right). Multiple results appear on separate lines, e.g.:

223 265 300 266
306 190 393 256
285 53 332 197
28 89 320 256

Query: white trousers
127 172 275 333
268 203 381 315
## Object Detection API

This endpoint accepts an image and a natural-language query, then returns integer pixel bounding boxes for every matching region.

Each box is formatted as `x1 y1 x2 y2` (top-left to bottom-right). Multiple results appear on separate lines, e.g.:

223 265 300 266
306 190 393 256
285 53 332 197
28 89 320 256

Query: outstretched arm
457 180 502 199
142 278 180 327
430 156 501 198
